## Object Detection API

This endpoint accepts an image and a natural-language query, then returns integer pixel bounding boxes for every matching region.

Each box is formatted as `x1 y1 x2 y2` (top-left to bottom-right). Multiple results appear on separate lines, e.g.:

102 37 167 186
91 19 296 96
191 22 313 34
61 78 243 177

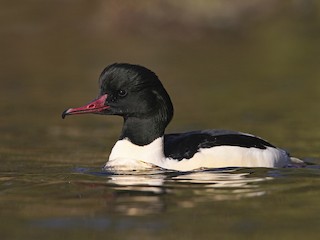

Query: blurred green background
1 0 320 165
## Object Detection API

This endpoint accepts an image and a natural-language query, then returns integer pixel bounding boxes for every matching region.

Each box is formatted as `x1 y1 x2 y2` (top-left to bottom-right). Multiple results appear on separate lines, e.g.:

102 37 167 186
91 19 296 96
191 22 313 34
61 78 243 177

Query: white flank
104 137 292 171
163 146 290 171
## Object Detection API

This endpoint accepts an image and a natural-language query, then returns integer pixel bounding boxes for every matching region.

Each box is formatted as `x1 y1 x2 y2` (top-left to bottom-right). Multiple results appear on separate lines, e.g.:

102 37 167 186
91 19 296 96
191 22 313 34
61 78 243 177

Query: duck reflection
104 168 272 215
102 170 167 216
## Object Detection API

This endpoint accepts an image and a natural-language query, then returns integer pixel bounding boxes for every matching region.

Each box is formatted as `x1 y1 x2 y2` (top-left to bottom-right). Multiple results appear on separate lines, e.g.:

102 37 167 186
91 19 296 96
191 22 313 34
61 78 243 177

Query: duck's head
62 63 174 144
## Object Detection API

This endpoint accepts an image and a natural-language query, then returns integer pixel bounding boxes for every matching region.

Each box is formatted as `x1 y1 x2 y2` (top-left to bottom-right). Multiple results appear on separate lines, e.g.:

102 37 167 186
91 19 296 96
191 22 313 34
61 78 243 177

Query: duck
62 63 301 171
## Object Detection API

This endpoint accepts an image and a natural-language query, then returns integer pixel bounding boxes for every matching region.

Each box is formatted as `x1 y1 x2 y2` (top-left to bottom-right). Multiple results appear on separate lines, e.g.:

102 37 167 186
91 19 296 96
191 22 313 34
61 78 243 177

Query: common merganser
62 63 300 171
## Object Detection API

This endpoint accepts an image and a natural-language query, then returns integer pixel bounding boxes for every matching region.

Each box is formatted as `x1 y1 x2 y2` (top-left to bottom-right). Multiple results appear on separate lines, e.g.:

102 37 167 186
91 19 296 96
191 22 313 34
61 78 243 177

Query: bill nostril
88 104 95 109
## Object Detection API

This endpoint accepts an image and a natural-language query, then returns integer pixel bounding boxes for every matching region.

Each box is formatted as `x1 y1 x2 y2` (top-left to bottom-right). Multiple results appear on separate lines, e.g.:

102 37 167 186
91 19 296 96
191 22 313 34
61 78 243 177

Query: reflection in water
170 169 272 201
103 168 272 216
105 172 167 216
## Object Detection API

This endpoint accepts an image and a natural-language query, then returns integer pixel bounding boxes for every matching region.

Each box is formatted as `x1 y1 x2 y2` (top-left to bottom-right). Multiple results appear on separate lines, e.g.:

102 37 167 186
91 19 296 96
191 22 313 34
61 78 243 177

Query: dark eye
118 89 127 97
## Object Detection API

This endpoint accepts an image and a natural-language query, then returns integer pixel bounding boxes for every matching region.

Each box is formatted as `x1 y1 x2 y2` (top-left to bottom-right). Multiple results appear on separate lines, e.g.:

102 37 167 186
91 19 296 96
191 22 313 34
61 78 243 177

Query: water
1 166 320 239
1 1 320 239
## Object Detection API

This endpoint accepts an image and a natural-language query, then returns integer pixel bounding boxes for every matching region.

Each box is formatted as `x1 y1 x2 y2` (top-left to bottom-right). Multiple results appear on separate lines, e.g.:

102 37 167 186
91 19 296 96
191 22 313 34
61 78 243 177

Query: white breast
105 137 165 171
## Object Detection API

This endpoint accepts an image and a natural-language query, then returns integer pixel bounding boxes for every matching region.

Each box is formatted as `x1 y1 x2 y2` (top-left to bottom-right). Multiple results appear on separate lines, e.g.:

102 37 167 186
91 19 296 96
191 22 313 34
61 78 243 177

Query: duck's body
62 63 297 171
107 133 290 171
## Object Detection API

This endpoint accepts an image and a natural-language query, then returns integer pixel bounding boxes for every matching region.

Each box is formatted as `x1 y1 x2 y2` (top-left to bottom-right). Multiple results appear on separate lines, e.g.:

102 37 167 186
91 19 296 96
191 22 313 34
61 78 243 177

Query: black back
164 130 275 160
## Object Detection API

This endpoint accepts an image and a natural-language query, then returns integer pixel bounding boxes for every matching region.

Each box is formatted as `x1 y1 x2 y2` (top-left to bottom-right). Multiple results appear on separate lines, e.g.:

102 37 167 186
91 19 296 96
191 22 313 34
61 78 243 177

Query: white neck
105 137 165 170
